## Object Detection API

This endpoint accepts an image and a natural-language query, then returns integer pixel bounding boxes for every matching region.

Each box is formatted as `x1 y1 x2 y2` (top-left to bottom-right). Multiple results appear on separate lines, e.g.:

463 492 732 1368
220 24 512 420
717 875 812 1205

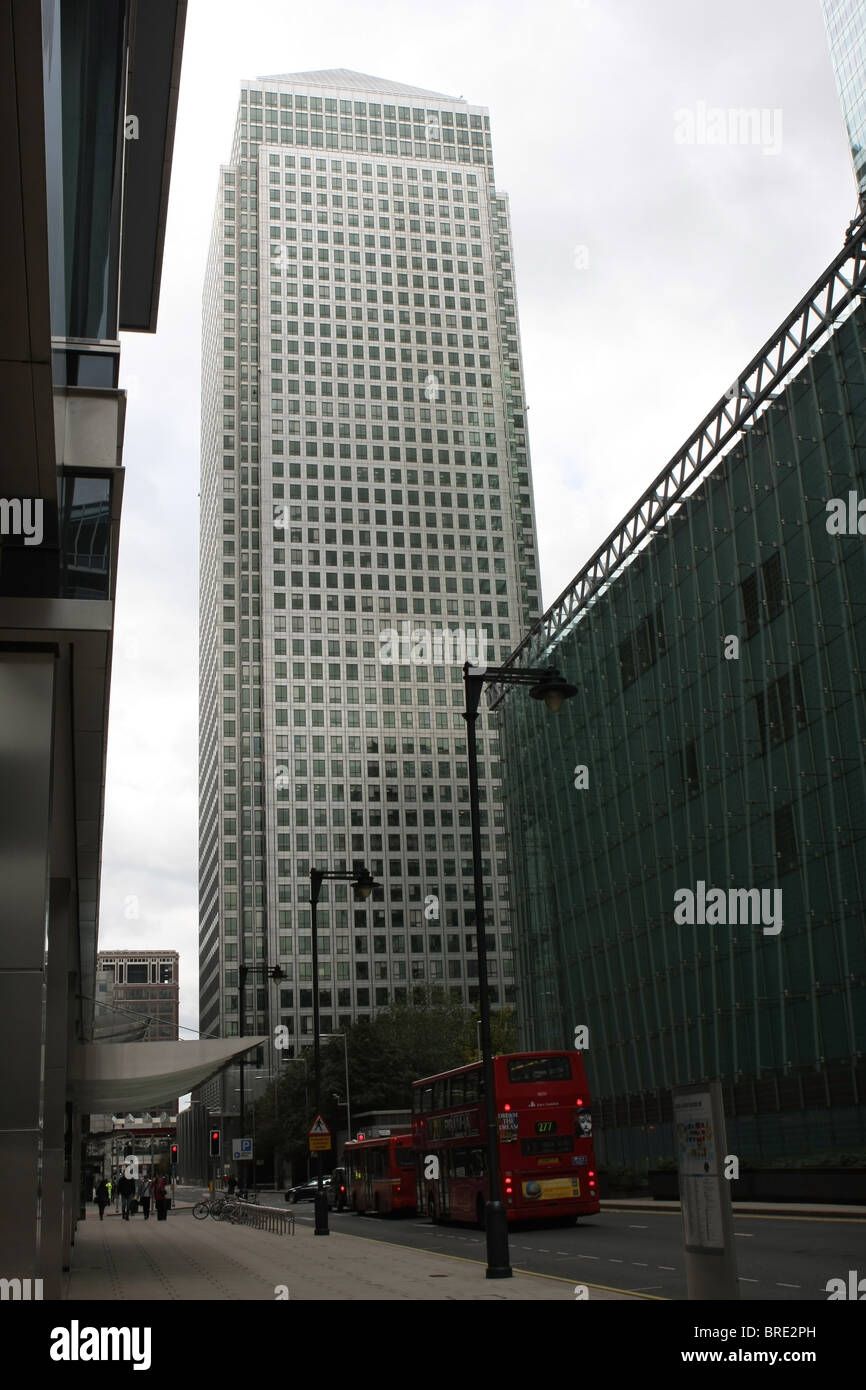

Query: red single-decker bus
345 1133 416 1216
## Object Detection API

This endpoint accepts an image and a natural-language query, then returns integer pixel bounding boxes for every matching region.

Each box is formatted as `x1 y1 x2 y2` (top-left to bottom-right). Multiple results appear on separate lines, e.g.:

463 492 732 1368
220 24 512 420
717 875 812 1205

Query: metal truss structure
489 215 866 707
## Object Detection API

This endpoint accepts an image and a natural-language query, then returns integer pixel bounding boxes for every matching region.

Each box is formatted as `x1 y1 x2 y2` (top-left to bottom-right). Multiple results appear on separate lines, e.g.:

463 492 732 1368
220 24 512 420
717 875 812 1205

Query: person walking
114 1171 122 1212
95 1179 110 1220
227 1174 237 1195
118 1170 136 1220
105 1176 113 1206
152 1173 168 1221
138 1175 153 1220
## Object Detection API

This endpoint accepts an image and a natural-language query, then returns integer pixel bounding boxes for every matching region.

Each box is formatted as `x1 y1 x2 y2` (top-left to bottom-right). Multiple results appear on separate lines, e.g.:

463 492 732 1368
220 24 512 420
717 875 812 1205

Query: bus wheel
428 1194 439 1225
476 1197 486 1230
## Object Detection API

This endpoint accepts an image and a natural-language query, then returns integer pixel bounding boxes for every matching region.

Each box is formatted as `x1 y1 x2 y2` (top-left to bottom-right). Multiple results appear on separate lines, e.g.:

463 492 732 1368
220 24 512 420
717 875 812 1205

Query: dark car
329 1166 348 1211
284 1177 332 1204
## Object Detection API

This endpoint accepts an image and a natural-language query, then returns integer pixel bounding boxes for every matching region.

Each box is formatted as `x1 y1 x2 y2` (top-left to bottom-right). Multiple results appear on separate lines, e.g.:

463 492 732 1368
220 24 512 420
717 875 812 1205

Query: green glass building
497 239 866 1169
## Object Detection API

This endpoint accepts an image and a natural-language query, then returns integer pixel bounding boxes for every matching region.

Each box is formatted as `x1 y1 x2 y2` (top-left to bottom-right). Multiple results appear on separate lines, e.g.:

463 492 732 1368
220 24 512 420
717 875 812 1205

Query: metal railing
230 1201 294 1235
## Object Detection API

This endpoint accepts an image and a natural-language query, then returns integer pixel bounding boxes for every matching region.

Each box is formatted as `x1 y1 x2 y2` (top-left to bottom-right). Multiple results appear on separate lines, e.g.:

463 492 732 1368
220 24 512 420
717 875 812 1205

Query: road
249 1196 864 1300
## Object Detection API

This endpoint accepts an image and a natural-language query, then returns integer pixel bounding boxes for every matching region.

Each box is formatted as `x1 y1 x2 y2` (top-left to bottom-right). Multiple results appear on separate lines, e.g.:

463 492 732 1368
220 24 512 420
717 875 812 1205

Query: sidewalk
601 1198 866 1219
65 1203 644 1301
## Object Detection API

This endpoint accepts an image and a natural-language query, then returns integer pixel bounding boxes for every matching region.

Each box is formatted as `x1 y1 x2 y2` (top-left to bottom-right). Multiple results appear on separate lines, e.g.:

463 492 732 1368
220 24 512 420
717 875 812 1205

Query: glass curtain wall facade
499 301 866 1169
822 0 866 202
199 71 540 1117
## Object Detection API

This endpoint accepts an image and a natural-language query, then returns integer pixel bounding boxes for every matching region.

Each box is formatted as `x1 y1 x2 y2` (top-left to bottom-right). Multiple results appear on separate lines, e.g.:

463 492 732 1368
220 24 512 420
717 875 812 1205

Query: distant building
96 950 180 1041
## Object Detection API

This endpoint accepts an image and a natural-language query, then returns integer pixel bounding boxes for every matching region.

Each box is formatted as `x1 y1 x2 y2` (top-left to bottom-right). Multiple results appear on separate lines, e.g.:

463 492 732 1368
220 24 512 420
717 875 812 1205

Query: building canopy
68 1037 268 1111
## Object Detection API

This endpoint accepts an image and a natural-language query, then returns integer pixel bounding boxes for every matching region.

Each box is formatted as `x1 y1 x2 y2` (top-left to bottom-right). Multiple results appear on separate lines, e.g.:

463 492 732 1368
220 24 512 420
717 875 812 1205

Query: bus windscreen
506 1056 572 1083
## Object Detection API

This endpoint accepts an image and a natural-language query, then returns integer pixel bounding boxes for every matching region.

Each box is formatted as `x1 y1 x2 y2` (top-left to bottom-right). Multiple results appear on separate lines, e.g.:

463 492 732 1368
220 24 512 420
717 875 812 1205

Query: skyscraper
199 70 541 1120
822 0 866 200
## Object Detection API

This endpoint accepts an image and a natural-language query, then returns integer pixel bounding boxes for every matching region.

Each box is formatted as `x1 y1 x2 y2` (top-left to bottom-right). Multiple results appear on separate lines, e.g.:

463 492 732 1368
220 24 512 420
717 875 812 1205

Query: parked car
284 1177 332 1204
329 1166 348 1211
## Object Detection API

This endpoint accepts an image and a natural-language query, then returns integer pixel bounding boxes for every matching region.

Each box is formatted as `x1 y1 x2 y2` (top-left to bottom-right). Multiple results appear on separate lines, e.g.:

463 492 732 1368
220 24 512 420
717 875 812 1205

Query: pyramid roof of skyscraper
254 68 459 100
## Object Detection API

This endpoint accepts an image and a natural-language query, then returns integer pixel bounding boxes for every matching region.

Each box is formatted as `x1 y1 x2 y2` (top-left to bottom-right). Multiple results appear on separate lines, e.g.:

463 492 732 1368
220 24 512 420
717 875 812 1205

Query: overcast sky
100 0 856 1040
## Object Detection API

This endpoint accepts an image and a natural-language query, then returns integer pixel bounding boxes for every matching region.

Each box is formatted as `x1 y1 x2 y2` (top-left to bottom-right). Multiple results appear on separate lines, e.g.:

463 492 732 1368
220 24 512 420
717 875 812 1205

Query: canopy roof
68 1036 268 1111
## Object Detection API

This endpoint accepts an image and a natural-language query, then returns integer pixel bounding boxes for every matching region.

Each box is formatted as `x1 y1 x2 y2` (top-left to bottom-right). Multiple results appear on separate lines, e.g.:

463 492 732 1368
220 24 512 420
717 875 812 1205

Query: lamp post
238 962 284 1193
310 865 376 1235
463 661 577 1279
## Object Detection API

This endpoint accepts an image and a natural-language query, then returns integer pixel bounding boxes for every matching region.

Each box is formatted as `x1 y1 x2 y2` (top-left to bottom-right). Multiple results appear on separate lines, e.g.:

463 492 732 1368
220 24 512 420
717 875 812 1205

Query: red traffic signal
170 1144 178 1163
210 1129 221 1158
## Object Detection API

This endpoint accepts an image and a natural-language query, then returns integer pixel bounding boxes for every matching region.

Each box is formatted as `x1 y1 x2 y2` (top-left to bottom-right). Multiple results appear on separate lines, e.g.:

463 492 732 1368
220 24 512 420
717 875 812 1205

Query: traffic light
210 1129 221 1158
170 1143 178 1165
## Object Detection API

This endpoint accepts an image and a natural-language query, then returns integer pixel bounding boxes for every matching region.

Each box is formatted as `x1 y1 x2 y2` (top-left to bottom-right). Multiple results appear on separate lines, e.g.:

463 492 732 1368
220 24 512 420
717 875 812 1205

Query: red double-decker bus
412 1052 599 1226
345 1133 416 1216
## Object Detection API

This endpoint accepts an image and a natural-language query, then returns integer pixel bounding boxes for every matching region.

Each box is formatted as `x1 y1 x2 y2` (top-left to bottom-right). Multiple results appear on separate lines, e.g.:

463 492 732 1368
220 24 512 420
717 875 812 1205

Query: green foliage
253 994 519 1174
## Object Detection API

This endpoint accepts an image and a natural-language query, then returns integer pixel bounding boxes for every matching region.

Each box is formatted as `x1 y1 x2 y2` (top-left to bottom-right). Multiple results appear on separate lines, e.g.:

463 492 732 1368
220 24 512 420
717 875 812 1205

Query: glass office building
198 71 540 1122
823 0 866 200
497 253 866 1168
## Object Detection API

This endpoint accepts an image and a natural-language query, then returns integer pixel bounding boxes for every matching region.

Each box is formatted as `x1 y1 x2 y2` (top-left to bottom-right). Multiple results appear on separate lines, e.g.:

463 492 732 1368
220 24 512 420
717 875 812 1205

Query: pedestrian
139 1175 152 1220
227 1174 236 1195
95 1179 110 1220
114 1171 122 1212
105 1177 113 1205
118 1170 136 1220
153 1172 168 1221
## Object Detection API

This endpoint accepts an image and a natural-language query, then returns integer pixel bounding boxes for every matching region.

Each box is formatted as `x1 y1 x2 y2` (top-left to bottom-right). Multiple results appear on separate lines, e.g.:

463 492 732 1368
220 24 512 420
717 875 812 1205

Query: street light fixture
463 661 576 1279
310 865 377 1235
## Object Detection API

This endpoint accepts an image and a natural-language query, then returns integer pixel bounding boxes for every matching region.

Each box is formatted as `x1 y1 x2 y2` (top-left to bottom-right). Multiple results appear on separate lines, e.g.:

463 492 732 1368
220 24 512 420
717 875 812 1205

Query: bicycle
192 1194 230 1220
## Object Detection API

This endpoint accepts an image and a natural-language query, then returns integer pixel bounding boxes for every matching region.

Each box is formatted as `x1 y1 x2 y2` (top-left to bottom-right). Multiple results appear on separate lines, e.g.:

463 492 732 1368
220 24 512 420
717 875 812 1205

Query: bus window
506 1056 572 1083
421 1085 434 1113
433 1078 448 1111
464 1070 480 1102
450 1074 465 1105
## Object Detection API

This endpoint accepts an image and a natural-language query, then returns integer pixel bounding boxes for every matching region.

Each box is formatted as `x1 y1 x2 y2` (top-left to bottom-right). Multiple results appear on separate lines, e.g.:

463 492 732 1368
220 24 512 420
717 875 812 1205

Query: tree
254 995 520 1180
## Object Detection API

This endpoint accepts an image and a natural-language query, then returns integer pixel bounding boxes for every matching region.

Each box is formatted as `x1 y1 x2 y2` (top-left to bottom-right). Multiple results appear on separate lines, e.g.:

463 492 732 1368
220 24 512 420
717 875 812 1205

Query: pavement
65 1199 646 1301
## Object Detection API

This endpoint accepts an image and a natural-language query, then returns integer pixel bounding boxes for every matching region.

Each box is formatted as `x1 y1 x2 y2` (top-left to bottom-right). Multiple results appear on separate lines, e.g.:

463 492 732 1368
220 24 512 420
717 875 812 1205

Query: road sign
232 1137 254 1160
308 1114 331 1152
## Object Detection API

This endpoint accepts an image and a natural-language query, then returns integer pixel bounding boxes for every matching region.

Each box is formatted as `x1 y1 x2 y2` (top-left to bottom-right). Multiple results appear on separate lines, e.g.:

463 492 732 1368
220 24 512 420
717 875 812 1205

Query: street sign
308 1114 331 1152
232 1137 254 1160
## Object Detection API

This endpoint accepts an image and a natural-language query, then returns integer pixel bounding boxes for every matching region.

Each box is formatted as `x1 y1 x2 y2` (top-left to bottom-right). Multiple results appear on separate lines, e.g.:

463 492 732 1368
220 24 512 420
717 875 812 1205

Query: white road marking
632 1261 649 1267
738 1277 759 1283
658 1265 676 1271
579 1254 599 1260
609 1258 624 1263
628 1224 648 1228
776 1282 801 1289
734 1231 754 1237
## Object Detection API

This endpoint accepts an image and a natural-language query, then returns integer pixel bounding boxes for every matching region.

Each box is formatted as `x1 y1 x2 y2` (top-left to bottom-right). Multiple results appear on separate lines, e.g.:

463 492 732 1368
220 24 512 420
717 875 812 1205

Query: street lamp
310 865 377 1235
238 963 284 1192
463 661 577 1279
